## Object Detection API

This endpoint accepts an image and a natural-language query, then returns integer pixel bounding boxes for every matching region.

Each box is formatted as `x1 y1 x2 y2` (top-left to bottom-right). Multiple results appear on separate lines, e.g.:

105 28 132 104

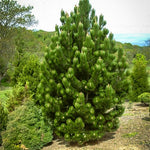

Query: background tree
0 0 36 38
36 0 130 144
0 0 37 81
130 54 149 101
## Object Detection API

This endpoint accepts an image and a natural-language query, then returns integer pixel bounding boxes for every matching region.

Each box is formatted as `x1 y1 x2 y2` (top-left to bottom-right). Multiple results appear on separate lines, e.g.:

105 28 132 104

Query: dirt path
43 102 150 150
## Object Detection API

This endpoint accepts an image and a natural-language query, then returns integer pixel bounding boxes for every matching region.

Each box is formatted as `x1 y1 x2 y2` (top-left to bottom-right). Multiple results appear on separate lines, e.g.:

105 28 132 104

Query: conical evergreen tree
36 0 130 144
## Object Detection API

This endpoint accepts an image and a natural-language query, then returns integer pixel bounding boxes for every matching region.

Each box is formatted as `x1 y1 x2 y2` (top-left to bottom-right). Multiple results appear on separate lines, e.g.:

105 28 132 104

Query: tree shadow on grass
142 117 150 121
135 103 149 107
43 142 53 147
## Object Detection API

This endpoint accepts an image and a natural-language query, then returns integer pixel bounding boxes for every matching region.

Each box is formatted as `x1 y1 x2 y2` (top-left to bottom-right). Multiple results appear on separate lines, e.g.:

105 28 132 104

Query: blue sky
17 0 150 34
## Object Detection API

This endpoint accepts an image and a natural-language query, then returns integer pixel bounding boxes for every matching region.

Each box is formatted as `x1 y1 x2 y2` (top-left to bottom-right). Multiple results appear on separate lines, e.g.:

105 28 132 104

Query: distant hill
32 30 150 47
114 33 150 46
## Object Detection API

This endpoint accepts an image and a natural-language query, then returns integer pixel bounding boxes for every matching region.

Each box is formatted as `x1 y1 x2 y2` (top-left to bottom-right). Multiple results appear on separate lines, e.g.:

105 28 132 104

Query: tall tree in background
36 0 130 144
0 0 36 38
0 0 37 81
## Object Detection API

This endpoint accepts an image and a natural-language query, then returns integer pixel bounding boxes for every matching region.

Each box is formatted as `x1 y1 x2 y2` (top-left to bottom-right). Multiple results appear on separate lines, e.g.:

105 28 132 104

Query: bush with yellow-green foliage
2 100 53 150
10 53 40 95
6 84 29 112
131 54 149 101
138 92 150 105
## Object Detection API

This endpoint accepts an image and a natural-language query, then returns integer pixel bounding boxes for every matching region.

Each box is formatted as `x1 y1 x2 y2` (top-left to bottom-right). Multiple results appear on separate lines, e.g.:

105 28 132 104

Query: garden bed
0 102 149 150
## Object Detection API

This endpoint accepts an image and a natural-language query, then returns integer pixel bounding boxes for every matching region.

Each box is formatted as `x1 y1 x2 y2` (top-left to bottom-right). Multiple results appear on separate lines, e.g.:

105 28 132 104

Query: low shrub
9 53 40 95
138 92 150 105
7 84 29 112
2 100 53 150
0 102 8 145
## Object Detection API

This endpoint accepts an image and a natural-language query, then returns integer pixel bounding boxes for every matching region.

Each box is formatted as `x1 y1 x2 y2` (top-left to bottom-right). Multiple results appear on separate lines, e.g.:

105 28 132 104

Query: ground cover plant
36 0 130 145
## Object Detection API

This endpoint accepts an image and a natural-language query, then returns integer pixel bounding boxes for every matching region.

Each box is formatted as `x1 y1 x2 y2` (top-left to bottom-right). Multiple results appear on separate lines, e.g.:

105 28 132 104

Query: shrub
131 54 149 101
2 100 53 150
138 92 150 105
7 84 29 112
0 102 8 145
10 53 40 95
36 0 129 145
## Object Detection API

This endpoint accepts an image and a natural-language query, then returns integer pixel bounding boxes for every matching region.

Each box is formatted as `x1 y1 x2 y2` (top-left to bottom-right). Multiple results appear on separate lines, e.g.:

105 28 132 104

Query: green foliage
14 28 43 54
115 42 150 64
0 0 36 38
33 30 54 47
10 53 40 95
36 0 129 144
131 54 149 101
138 92 150 105
6 84 29 112
0 0 36 81
78 0 91 33
2 100 53 150
0 89 12 107
0 102 8 145
0 57 8 80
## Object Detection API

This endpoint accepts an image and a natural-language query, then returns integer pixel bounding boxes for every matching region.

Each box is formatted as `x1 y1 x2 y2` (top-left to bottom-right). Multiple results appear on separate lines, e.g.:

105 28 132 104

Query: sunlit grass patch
123 113 134 116
122 132 138 138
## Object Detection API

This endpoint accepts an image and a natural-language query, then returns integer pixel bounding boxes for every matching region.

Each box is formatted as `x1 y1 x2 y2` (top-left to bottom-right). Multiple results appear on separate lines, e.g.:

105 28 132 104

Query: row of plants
0 0 150 149
1 52 149 147
1 50 149 149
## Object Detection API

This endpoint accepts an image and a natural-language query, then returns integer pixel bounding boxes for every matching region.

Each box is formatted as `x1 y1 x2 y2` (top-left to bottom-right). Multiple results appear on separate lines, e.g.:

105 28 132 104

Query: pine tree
36 0 130 144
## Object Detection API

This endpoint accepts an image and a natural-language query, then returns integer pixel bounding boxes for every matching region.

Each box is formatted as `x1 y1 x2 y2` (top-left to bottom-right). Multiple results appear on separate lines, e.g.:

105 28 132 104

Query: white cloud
17 0 150 33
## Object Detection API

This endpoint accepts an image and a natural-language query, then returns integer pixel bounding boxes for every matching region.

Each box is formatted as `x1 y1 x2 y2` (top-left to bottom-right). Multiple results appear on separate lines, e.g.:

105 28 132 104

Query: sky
17 0 150 34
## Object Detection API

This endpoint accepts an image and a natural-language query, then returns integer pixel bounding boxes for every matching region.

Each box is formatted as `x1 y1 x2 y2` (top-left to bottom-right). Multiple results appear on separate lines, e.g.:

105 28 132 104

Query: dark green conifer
36 0 130 144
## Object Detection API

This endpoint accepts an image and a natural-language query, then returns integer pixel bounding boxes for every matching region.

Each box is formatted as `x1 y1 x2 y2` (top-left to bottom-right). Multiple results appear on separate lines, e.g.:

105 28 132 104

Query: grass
122 132 138 138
